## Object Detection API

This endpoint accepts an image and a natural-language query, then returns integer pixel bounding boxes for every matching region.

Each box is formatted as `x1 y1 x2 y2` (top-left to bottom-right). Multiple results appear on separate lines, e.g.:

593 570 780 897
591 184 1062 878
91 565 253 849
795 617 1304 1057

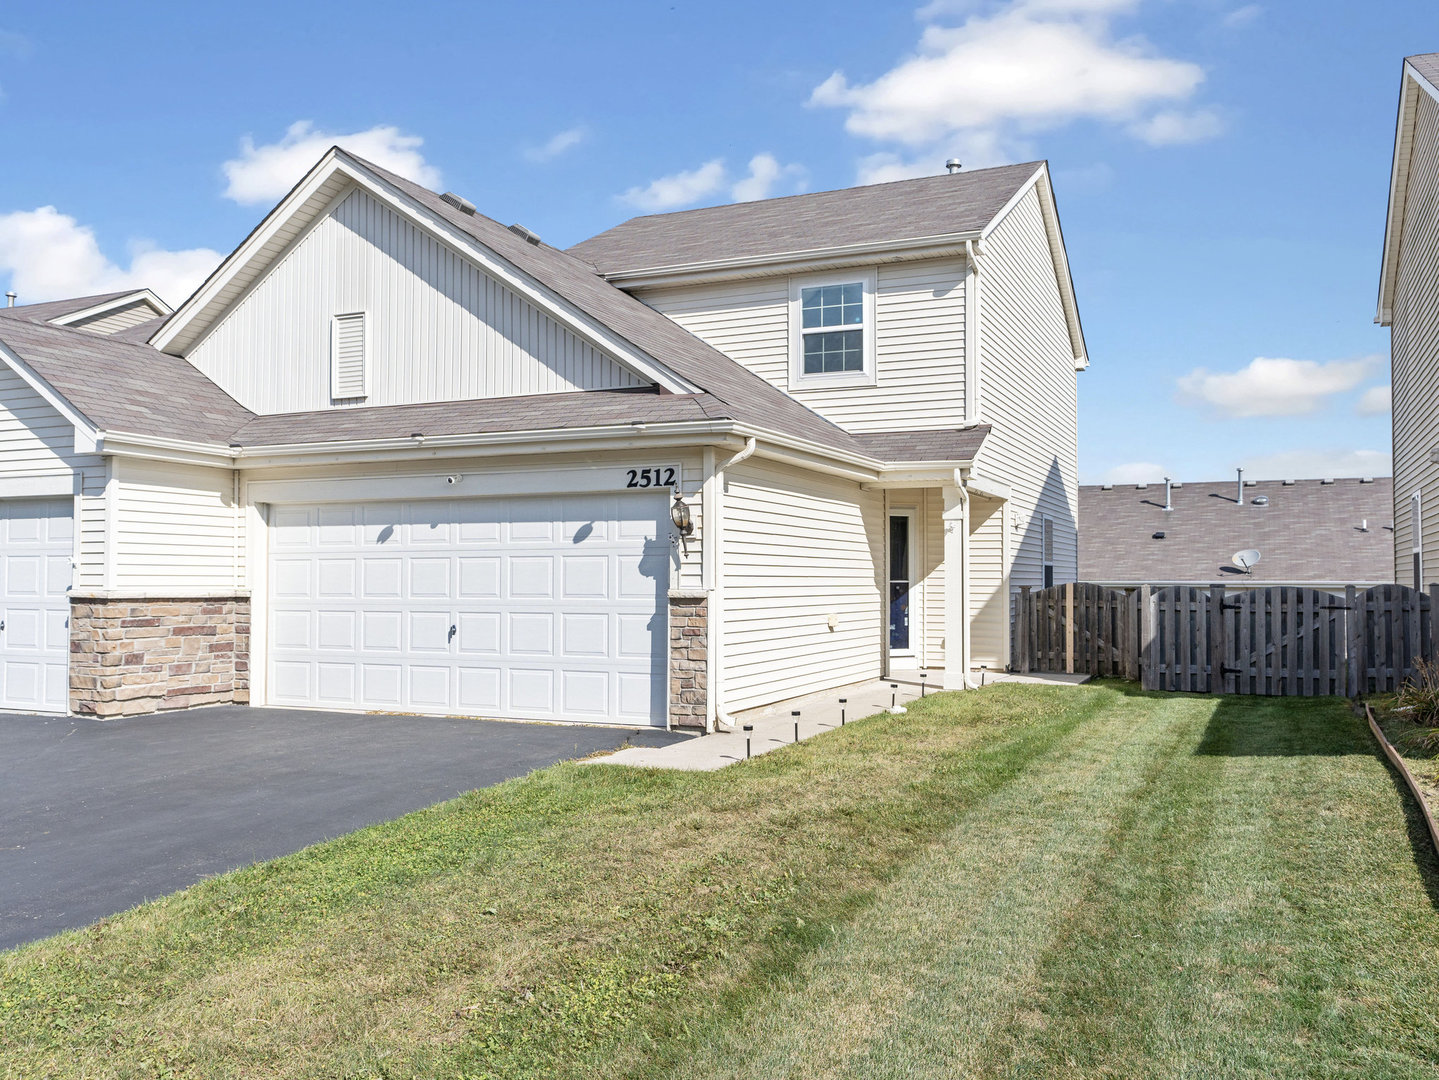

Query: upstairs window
330 312 368 400
789 270 876 388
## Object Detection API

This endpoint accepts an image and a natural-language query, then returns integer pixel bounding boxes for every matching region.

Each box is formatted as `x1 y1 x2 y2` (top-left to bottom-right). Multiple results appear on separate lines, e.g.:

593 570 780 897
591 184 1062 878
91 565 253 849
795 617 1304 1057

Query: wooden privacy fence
1013 582 1434 697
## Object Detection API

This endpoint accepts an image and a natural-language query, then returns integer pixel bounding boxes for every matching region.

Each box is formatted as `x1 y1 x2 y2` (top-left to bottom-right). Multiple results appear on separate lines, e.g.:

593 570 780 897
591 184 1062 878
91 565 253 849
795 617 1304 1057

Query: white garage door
0 497 72 714
267 493 670 725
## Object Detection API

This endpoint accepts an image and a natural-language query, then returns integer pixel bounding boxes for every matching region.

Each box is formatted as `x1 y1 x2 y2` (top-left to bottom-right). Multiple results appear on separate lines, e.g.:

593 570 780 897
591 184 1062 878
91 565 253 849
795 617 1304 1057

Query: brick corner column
668 590 709 730
69 594 252 718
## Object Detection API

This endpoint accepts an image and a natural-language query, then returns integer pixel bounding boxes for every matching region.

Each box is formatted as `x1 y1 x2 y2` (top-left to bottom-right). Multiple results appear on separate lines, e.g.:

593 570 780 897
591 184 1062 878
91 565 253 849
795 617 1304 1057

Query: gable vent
330 312 368 400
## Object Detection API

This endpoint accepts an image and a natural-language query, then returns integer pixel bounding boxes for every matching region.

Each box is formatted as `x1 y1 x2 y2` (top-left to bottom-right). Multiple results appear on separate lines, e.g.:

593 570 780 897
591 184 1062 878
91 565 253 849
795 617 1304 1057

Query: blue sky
0 0 1432 483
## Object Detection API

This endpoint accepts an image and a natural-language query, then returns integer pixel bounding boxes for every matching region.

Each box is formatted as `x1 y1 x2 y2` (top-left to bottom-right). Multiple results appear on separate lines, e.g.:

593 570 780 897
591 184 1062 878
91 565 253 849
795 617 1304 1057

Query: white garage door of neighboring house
0 497 73 714
267 493 670 725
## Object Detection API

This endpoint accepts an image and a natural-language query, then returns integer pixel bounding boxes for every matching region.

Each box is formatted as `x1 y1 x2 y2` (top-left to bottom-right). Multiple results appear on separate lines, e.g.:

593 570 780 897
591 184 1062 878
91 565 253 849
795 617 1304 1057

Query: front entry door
888 512 913 655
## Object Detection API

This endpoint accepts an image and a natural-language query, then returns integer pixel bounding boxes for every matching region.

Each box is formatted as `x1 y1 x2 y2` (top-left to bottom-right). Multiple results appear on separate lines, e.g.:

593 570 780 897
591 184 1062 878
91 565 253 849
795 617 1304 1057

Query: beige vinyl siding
920 488 946 667
77 466 107 589
636 257 965 433
0 364 96 479
67 301 162 335
1392 90 1439 588
968 495 1006 669
972 187 1080 598
722 457 882 711
113 459 242 590
187 186 646 414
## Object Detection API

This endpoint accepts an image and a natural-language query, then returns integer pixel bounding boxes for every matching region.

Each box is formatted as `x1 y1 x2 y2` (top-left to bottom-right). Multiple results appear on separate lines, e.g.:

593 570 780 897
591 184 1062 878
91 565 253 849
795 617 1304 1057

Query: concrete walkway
595 670 1089 772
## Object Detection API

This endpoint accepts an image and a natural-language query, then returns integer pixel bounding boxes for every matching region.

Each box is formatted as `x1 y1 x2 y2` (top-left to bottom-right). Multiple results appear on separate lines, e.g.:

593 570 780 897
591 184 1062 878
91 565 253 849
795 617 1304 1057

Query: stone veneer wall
668 592 708 729
69 596 251 718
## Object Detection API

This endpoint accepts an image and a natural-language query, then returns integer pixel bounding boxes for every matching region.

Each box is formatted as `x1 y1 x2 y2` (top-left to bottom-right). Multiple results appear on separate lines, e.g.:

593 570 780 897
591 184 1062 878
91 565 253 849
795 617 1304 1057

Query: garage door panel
509 557 553 598
458 612 500 655
409 558 451 597
270 507 314 545
6 609 43 651
561 613 608 657
316 610 357 650
45 555 71 598
561 556 610 599
7 556 41 598
268 494 667 725
408 665 451 708
458 557 500 598
362 611 403 651
362 558 403 598
362 664 403 706
408 611 452 652
44 608 69 651
273 559 313 599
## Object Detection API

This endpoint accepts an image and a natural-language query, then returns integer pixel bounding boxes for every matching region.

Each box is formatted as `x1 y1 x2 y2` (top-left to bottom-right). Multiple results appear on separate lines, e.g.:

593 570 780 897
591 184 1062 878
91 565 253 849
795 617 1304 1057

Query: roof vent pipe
4 292 14 307
1163 476 1173 512
1236 467 1244 507
945 158 962 174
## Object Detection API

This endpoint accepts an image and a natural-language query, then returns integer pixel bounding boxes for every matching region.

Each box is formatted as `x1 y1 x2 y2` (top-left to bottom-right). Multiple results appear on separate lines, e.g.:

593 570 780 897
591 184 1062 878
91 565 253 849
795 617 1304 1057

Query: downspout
965 239 985 424
709 436 756 731
953 468 982 691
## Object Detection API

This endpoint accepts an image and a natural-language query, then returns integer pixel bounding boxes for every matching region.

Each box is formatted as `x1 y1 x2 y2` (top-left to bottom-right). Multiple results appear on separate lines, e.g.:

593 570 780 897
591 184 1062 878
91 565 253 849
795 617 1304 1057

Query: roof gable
1377 53 1439 324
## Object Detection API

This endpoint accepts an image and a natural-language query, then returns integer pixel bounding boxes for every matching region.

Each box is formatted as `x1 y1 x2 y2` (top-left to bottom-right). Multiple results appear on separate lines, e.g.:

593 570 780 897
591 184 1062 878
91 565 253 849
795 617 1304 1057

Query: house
1079 477 1394 590
0 148 1084 727
1378 52 1439 590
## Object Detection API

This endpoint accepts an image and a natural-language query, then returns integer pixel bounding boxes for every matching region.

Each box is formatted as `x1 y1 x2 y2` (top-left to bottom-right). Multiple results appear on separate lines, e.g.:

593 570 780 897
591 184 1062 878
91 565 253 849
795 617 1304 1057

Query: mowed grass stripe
646 686 1209 1079
978 693 1439 1079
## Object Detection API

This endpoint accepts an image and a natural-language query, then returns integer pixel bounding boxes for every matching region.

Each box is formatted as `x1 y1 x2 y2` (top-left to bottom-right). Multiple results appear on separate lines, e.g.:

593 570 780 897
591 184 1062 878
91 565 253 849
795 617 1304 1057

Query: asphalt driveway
0 705 683 951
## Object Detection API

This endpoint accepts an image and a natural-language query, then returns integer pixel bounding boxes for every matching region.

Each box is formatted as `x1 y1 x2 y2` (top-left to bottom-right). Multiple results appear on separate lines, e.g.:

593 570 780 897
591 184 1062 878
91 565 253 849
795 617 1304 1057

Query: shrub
1397 657 1439 729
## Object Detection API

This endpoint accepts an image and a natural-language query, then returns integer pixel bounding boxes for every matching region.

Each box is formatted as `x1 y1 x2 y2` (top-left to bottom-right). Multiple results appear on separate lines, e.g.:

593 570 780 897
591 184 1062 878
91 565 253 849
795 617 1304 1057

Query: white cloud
619 154 807 211
1241 448 1392 481
523 126 587 163
1176 355 1380 417
0 206 221 308
731 153 808 202
619 159 727 212
222 120 441 205
1221 4 1262 28
1100 461 1167 484
810 0 1214 173
1356 384 1392 416
1128 107 1224 146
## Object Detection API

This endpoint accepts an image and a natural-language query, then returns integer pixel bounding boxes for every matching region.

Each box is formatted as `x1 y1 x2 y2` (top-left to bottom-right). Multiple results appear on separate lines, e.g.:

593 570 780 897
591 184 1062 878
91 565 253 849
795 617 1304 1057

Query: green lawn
3 683 1437 1079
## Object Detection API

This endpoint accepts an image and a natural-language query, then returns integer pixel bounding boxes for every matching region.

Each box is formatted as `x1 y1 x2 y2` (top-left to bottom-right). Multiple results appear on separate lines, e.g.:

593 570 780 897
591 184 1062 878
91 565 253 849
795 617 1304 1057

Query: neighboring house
1379 52 1439 590
0 148 1084 727
1079 477 1394 590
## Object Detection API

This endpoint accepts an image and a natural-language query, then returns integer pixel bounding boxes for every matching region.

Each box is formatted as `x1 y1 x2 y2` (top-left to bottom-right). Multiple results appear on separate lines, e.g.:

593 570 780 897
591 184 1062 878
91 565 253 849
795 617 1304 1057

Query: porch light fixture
670 492 693 536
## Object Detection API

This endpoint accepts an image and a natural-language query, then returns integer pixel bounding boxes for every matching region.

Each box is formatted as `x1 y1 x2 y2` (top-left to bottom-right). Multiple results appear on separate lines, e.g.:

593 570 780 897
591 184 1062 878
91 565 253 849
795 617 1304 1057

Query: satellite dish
1233 549 1261 574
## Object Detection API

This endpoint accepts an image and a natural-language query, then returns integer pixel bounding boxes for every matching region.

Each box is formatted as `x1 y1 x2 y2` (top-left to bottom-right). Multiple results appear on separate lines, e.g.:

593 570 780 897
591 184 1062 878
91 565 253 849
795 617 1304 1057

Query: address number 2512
626 467 676 488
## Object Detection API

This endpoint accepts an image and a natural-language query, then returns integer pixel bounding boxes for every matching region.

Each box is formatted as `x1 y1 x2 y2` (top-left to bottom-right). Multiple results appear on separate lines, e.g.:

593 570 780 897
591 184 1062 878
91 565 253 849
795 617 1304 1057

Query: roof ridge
593 160 1047 228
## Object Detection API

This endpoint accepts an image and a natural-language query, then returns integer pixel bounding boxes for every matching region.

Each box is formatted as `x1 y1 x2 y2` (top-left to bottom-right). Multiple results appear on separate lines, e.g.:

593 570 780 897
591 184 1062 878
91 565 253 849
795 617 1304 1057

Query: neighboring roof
568 164 1042 276
851 426 990 464
231 389 731 447
0 291 139 325
109 315 170 343
1377 53 1439 323
1079 478 1395 585
0 317 253 443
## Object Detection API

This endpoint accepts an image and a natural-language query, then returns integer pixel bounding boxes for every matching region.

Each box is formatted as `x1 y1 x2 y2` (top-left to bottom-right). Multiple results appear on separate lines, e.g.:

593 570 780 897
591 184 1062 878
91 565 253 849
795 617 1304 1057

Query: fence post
1140 584 1154 690
1345 584 1362 697
1017 585 1032 673
1209 584 1225 694
1429 585 1439 667
1065 581 1075 675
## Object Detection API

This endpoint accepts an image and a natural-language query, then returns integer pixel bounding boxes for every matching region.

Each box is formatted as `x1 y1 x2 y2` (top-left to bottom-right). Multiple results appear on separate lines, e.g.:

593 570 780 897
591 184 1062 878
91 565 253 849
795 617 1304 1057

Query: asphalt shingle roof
0 317 253 443
1079 478 1395 585
850 426 990 463
0 292 140 325
567 163 1041 275
231 390 731 446
1409 52 1439 84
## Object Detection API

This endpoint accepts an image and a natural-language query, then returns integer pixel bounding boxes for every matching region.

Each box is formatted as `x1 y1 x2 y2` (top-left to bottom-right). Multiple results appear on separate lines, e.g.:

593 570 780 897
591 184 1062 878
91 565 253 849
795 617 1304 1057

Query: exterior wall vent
330 312 368 400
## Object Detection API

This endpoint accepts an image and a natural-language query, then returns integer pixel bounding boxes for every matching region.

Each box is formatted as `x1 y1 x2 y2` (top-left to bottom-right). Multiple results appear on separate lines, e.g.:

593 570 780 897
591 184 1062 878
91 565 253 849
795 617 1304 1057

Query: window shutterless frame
887 509 917 656
1042 515 1055 589
788 269 877 389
